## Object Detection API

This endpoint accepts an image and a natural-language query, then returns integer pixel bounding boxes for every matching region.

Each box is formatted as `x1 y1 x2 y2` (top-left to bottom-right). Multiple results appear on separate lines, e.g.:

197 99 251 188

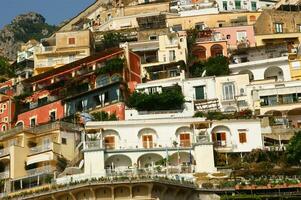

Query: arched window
1 125 7 132
192 46 206 60
210 44 223 57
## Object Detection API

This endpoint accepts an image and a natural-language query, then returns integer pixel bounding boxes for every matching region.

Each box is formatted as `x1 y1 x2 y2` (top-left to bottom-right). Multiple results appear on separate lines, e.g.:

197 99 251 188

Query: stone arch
132 185 149 198
103 129 120 149
192 45 206 60
15 121 24 128
95 187 112 199
114 186 130 199
239 69 254 81
169 152 194 167
287 108 301 128
175 126 193 147
138 128 158 148
211 125 231 147
264 66 284 81
210 44 223 57
74 189 93 200
105 154 132 170
137 153 163 168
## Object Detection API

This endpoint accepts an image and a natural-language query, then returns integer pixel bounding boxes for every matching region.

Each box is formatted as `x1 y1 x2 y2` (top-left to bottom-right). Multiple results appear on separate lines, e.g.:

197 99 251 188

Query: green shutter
195 86 205 100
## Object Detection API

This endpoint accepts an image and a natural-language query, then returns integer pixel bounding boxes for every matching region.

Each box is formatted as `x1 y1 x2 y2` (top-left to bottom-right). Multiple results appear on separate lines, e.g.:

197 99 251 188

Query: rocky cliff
0 12 57 60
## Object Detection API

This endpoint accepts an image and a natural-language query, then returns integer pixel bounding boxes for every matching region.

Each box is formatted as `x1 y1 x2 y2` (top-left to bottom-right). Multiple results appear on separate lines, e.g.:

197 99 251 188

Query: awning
27 153 54 165
258 86 301 96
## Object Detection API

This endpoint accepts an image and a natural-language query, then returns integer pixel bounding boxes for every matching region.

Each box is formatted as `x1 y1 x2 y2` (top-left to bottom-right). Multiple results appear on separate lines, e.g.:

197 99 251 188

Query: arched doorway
192 46 206 60
239 69 254 81
211 125 231 147
287 108 301 128
264 66 284 81
105 154 132 171
137 153 163 169
210 44 223 57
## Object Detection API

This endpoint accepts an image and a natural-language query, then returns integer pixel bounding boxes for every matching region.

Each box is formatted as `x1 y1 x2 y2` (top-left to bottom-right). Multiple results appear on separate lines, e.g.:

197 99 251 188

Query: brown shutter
211 133 216 142
221 132 226 141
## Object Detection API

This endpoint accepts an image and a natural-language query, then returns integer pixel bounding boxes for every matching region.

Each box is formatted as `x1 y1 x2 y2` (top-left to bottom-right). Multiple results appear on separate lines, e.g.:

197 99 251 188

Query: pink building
213 25 256 50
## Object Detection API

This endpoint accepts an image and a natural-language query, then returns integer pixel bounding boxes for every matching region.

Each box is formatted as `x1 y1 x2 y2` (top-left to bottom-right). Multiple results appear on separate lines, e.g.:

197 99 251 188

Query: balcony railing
179 140 191 147
0 171 9 179
84 141 102 150
29 144 52 155
0 148 10 158
104 143 115 150
26 165 55 177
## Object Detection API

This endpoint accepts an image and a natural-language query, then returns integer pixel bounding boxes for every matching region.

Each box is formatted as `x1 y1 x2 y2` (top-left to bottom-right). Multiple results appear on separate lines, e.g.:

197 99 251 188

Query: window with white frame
223 83 235 100
30 117 37 127
169 50 176 61
236 31 247 42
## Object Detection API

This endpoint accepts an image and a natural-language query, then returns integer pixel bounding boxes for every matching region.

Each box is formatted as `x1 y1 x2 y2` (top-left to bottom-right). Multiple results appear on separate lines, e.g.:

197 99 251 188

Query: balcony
0 171 9 179
26 165 55 177
35 46 56 54
84 141 102 150
28 142 60 155
0 148 10 158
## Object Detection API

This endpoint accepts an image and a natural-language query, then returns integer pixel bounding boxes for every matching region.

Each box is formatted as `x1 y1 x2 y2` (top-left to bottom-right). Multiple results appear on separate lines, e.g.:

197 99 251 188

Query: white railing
26 165 55 177
84 141 102 149
0 171 9 179
0 148 10 157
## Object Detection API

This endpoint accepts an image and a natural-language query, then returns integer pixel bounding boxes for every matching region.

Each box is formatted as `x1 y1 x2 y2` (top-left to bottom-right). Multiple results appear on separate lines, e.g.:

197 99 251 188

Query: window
148 87 157 94
62 138 67 145
235 1 241 9
212 132 226 146
236 31 247 42
169 50 176 61
169 69 178 77
298 24 301 32
2 103 6 110
195 86 205 100
2 125 7 132
223 83 235 100
149 35 158 40
68 37 76 45
49 111 56 122
172 24 182 32
104 136 115 149
30 118 36 127
226 34 231 39
239 132 247 143
222 1 227 10
195 23 205 31
180 133 191 147
142 135 153 148
275 23 283 33
251 2 257 11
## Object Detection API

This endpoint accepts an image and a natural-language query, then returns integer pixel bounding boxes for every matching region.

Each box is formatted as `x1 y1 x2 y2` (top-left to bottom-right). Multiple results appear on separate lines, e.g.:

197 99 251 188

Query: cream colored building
34 30 94 75
0 122 80 194
123 31 187 80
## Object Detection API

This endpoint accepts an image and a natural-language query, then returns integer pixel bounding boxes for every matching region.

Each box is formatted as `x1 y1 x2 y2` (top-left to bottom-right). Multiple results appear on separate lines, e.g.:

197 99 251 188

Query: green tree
99 32 126 50
91 111 118 121
286 131 301 165
0 56 15 82
204 56 230 76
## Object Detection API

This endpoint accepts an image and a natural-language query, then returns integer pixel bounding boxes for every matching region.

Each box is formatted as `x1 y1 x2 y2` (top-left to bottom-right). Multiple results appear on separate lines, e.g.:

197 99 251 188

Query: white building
216 0 277 12
81 118 216 179
230 45 291 82
210 119 263 153
126 73 251 120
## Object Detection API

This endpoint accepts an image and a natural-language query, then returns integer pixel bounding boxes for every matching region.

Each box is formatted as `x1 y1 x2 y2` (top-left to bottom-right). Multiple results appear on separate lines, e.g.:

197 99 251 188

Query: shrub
202 182 214 189
91 111 118 121
127 85 185 111
96 57 124 75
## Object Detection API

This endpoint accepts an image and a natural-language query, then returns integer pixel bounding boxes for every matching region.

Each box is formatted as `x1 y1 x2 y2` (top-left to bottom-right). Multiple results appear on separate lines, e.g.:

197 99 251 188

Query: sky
0 0 96 29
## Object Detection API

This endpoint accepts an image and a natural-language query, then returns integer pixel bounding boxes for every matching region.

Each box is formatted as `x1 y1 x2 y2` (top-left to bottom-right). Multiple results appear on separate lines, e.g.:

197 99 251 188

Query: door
180 133 191 147
142 135 153 148
105 136 115 149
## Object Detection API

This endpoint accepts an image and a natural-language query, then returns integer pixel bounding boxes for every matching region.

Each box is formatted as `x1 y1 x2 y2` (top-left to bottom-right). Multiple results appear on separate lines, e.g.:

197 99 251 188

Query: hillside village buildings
1 0 301 199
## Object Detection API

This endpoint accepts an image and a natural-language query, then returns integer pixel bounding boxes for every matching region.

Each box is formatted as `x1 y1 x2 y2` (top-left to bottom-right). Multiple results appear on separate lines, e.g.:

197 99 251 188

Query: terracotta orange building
16 48 141 127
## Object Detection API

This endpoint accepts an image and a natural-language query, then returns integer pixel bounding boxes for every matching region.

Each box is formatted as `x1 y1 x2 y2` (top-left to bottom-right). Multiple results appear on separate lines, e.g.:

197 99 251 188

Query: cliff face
0 12 57 60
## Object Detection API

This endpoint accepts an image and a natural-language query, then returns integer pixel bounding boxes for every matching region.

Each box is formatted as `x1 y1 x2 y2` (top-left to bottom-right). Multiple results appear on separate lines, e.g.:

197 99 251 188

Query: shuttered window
239 132 247 143
195 86 205 100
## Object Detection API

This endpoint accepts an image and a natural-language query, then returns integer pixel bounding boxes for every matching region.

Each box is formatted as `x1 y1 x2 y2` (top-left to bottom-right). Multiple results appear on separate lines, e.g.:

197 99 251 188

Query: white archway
264 66 284 81
137 153 163 168
105 154 132 170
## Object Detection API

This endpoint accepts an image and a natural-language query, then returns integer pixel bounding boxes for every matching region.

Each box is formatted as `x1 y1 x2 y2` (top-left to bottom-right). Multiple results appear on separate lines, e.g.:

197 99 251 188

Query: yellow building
289 54 301 80
254 9 301 46
166 12 261 30
0 121 80 194
34 30 94 75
